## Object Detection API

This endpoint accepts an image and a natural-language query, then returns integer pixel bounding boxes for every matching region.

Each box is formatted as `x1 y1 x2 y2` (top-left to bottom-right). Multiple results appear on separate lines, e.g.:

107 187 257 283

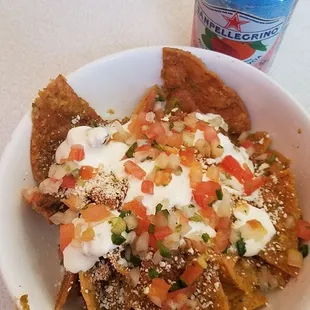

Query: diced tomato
196 121 207 131
204 125 218 142
167 286 196 300
123 200 147 219
244 176 266 195
166 133 183 148
179 148 195 167
136 86 157 113
124 160 146 180
61 175 76 189
156 134 168 145
214 227 231 254
199 207 219 229
181 261 204 285
59 223 74 252
154 226 173 240
296 219 310 241
193 181 221 208
141 180 154 195
189 161 203 189
154 170 172 186
68 144 85 161
149 234 157 249
148 278 171 302
216 217 231 230
145 122 166 141
136 216 151 235
220 155 253 184
240 139 254 149
128 112 150 137
80 165 98 180
81 204 111 222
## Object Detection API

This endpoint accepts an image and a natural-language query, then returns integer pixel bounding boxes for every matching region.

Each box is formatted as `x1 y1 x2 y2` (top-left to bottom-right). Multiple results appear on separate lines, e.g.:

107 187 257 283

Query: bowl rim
0 45 309 303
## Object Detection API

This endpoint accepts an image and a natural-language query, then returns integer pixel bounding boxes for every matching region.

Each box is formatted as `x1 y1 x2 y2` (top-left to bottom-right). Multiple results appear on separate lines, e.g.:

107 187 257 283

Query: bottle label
192 0 287 70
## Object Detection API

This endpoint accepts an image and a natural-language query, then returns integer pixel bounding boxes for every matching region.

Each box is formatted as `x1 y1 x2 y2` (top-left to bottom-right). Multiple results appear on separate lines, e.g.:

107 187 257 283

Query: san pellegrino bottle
191 0 298 71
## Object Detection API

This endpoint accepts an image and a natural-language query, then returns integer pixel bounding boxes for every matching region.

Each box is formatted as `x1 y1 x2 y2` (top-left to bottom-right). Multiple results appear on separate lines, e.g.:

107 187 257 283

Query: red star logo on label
223 12 249 32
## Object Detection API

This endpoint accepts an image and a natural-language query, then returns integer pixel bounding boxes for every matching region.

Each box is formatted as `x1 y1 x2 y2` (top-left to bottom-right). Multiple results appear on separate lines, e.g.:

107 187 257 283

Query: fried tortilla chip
161 47 251 134
194 264 230 310
259 169 300 276
79 272 100 310
218 255 258 293
230 290 268 310
55 271 77 310
31 75 103 183
222 284 243 301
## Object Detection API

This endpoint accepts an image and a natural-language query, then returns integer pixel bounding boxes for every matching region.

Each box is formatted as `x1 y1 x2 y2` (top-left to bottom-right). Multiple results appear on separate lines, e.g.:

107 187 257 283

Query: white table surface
0 0 309 308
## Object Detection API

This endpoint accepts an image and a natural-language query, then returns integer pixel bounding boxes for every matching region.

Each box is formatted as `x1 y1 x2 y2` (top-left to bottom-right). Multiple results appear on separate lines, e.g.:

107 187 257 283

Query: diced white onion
49 210 78 225
135 232 149 253
129 267 140 287
155 152 169 169
39 178 62 195
182 131 195 147
287 248 303 268
152 250 163 265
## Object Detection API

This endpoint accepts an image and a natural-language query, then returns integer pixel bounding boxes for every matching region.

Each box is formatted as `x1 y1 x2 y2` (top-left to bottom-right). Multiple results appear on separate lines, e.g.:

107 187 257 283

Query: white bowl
0 46 309 310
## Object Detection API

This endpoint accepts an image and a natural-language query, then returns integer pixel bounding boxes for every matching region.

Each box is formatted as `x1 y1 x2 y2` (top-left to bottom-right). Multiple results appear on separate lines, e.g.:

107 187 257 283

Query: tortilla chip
161 47 251 134
259 169 300 276
55 271 77 310
194 265 230 310
246 131 271 157
79 272 100 310
218 255 258 293
230 290 268 310
134 85 160 114
31 75 103 183
222 284 243 301
32 192 66 222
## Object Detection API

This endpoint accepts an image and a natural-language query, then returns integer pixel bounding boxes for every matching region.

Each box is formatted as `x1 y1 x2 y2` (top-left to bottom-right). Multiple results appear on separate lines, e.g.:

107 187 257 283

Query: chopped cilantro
169 122 174 130
148 268 159 279
216 188 223 200
169 282 181 292
152 140 163 151
159 243 171 258
148 224 155 234
188 204 196 208
299 244 309 258
130 254 141 267
111 233 126 245
119 210 131 218
268 154 277 163
161 209 170 218
189 213 203 222
236 238 246 256
155 204 163 213
217 145 223 149
125 142 137 158
175 224 182 233
156 94 165 102
202 233 210 243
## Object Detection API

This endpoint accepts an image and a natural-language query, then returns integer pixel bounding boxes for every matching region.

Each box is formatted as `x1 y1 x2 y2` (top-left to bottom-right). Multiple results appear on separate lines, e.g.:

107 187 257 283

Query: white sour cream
195 112 228 131
124 161 192 214
64 221 125 273
232 204 276 257
185 221 216 239
55 126 128 173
